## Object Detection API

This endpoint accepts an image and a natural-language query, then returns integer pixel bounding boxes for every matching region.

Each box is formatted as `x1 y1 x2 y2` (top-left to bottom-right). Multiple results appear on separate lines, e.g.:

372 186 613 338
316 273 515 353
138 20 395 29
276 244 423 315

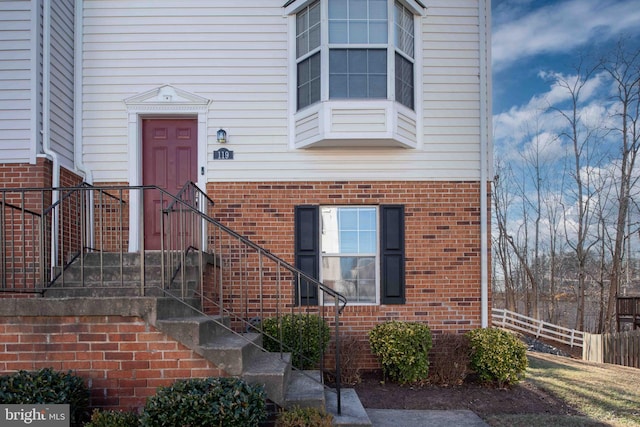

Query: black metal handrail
0 183 347 412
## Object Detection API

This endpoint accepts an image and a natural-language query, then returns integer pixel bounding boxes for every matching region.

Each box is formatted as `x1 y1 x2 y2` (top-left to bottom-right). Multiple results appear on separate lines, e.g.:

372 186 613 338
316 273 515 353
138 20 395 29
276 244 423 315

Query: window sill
293 100 418 149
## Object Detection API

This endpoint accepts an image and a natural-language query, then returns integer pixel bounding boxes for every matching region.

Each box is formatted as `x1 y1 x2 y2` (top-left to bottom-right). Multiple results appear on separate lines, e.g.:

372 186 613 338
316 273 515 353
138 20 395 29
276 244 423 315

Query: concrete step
43 287 146 298
243 351 292 408
156 315 230 348
283 370 325 409
326 388 372 427
199 332 264 376
79 251 205 267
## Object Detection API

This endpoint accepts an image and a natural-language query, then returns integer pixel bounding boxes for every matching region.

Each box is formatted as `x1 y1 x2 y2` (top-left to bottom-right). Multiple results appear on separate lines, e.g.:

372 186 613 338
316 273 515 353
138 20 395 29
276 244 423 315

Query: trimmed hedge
0 367 89 426
466 327 528 387
275 406 333 427
261 314 330 369
369 321 433 384
140 377 266 427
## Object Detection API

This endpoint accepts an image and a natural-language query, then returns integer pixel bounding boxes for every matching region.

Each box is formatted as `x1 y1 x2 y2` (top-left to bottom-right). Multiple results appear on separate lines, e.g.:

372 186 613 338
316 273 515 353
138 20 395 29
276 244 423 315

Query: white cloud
493 0 640 72
493 71 609 161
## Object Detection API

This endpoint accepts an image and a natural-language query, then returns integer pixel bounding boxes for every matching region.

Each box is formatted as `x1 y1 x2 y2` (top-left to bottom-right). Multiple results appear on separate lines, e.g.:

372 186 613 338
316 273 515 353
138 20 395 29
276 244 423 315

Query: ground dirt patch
354 352 639 426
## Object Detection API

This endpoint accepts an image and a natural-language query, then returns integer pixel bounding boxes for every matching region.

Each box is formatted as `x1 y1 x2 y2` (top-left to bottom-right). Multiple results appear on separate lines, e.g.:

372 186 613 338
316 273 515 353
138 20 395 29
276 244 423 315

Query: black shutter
294 205 319 305
381 205 405 304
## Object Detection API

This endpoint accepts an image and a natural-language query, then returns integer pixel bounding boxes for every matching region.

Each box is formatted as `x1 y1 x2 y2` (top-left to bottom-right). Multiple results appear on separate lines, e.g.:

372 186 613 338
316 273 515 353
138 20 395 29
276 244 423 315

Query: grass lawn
503 352 640 427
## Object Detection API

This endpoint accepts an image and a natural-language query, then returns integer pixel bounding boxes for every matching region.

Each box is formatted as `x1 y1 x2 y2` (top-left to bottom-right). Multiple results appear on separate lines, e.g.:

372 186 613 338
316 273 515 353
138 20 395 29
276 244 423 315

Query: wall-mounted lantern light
216 128 227 144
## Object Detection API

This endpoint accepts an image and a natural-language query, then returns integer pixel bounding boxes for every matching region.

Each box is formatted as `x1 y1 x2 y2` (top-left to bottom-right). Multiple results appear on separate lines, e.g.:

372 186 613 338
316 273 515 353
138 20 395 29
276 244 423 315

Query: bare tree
550 60 605 330
603 43 640 331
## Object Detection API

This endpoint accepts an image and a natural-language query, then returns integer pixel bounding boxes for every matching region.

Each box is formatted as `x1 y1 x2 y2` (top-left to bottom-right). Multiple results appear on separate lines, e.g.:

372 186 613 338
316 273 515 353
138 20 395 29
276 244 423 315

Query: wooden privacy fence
583 330 640 368
492 308 584 348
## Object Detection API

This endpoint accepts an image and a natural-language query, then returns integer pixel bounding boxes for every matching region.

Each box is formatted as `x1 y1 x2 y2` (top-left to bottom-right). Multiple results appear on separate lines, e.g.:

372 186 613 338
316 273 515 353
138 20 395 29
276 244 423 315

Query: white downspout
479 0 492 328
42 0 61 272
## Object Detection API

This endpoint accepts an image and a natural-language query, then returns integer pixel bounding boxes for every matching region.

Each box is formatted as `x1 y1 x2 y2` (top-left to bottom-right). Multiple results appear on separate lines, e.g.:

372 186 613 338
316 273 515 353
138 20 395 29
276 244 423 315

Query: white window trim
319 205 381 305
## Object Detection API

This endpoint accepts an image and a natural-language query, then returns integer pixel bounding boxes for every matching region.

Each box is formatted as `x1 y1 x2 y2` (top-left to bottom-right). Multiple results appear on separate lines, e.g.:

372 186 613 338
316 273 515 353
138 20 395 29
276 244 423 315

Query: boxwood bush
368 321 433 384
0 367 89 426
86 409 139 427
275 406 333 427
139 377 266 427
261 314 330 369
466 327 528 387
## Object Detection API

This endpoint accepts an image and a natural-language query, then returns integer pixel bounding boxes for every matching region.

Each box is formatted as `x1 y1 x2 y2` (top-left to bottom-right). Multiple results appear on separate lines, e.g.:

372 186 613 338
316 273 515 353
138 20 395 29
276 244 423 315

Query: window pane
309 24 321 50
310 79 321 104
394 1 414 58
368 49 386 73
349 75 367 98
329 21 348 44
330 75 348 98
330 49 386 99
349 21 368 43
395 53 413 109
298 83 310 110
369 21 388 44
359 207 377 229
329 0 347 19
309 1 321 25
310 53 321 79
297 53 321 110
340 231 358 252
296 13 307 36
322 256 376 303
370 0 388 19
298 60 310 83
330 49 348 73
338 208 358 229
348 49 367 73
369 75 387 98
359 231 376 253
349 0 367 19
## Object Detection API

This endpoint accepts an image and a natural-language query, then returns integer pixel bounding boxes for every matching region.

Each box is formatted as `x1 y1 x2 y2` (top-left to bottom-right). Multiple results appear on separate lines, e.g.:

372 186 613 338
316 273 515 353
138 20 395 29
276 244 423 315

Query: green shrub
86 409 139 427
261 314 330 369
466 327 528 387
368 321 433 384
0 367 89 426
275 406 333 427
139 377 266 427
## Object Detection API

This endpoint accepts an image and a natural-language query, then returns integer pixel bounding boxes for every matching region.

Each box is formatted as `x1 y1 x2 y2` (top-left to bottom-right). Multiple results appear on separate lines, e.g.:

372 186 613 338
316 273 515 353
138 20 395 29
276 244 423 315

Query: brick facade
0 315 224 411
207 180 490 370
1 159 84 292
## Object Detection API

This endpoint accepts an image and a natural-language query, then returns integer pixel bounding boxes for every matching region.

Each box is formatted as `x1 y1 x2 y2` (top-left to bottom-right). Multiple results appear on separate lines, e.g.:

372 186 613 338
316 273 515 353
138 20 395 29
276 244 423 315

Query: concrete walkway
366 409 489 427
328 389 489 427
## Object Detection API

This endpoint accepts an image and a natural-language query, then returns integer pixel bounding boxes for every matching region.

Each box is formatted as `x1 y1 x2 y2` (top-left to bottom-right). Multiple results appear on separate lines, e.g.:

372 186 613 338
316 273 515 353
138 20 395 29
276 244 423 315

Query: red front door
142 118 197 249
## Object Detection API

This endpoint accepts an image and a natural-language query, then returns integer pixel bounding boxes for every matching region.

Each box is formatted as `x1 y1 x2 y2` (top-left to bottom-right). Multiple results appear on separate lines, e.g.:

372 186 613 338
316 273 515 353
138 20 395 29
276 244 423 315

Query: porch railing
0 183 347 411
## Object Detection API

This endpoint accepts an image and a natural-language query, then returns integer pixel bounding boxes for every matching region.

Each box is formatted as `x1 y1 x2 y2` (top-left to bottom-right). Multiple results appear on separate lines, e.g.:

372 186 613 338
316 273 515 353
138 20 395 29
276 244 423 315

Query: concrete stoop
153 300 370 425
46 252 202 298
326 388 373 427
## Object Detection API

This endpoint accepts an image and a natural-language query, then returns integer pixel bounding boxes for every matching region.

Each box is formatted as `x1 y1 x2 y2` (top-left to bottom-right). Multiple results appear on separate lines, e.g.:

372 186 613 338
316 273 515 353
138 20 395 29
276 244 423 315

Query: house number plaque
213 148 234 160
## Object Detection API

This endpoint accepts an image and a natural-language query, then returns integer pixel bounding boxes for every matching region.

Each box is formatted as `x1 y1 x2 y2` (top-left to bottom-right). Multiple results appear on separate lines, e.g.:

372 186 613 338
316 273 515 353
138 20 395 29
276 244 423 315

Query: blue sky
492 0 640 136
490 0 640 246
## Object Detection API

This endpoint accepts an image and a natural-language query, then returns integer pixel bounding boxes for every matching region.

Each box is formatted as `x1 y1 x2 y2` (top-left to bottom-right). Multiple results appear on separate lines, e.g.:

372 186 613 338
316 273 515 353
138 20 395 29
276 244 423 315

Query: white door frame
124 85 210 252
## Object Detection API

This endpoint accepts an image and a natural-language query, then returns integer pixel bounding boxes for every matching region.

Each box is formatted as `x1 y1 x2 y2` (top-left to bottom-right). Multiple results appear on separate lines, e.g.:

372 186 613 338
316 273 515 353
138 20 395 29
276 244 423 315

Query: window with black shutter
294 204 405 305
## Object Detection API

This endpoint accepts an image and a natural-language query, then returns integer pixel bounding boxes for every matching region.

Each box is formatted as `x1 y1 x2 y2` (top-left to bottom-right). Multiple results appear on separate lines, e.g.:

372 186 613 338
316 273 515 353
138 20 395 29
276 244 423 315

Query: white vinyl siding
50 0 75 168
81 0 486 182
0 0 34 163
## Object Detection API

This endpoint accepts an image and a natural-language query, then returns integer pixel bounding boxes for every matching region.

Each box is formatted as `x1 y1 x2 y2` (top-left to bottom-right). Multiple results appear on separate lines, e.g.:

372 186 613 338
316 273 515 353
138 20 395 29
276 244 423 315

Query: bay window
287 0 424 149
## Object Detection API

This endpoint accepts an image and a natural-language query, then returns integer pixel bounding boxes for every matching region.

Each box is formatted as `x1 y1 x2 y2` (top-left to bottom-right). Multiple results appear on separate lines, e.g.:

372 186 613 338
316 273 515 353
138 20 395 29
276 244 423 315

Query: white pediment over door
124 85 210 113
